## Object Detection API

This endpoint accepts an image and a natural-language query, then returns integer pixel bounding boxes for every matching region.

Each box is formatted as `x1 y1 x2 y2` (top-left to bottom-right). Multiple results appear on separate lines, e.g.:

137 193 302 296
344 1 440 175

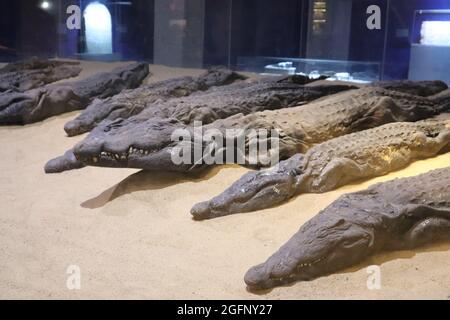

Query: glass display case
0 0 449 83
409 9 450 84
237 56 381 83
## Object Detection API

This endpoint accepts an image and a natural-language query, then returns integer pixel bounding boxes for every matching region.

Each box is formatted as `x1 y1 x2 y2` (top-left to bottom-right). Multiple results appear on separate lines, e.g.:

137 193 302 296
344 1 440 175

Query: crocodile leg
369 80 447 97
402 216 450 249
310 158 368 192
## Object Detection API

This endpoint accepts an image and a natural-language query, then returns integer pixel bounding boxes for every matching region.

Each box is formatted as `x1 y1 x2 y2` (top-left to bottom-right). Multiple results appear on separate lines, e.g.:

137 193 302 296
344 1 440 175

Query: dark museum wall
203 0 307 68
153 0 205 68
229 0 303 66
114 0 154 61
0 0 59 60
0 1 19 59
348 0 386 63
203 0 232 68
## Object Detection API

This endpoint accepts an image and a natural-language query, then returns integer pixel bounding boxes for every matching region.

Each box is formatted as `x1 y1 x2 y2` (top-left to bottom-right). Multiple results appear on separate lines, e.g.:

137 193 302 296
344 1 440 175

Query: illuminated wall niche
83 2 113 54
312 0 327 35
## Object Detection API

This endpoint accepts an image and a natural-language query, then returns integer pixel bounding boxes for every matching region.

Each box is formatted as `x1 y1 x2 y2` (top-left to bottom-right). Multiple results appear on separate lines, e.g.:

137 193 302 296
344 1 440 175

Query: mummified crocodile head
73 116 199 172
191 154 305 220
244 193 381 290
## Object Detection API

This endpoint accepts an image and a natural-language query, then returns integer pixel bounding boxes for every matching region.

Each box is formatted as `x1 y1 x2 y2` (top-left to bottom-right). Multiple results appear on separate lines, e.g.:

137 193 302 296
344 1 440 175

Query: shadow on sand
81 165 231 209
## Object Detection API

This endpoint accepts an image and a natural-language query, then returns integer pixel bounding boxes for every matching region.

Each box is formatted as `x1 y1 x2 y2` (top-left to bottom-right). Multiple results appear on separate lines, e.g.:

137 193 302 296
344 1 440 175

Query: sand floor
0 61 449 300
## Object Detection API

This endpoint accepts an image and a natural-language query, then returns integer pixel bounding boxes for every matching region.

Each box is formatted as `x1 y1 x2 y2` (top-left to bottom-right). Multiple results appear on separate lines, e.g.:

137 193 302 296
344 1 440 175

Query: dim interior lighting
312 0 327 26
313 1 326 10
420 21 450 46
40 1 51 10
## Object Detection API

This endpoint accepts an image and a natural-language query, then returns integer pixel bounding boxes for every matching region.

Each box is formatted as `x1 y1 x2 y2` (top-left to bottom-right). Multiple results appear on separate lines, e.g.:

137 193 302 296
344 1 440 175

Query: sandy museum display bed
0 61 449 299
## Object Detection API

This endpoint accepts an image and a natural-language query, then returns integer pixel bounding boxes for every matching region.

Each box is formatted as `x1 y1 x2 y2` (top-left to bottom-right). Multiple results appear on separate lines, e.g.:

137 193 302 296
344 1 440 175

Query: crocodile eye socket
342 239 354 247
340 235 364 249
425 131 439 138
328 218 346 229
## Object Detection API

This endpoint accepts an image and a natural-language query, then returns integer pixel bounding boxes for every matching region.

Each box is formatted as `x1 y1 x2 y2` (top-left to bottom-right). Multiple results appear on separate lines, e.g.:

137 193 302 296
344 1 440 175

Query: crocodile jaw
73 117 197 172
244 213 375 291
